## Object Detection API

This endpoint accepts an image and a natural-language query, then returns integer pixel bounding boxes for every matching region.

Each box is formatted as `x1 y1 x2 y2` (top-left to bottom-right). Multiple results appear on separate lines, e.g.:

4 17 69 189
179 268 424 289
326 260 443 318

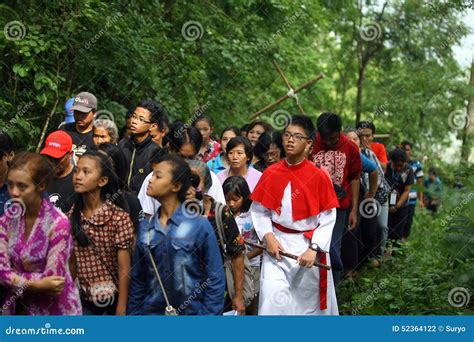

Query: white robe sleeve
208 171 226 203
311 208 336 252
250 201 274 241
137 172 160 216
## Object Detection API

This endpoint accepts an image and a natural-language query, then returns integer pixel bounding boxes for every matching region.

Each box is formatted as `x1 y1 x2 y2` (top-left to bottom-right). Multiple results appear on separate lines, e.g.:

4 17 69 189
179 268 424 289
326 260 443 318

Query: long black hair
71 149 130 246
96 142 128 190
154 153 193 203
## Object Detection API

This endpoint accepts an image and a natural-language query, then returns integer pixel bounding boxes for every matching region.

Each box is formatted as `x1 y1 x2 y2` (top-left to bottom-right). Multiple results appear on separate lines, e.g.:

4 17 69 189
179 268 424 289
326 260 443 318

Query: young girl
207 126 240 174
193 115 221 163
70 150 134 315
223 176 262 315
0 152 81 315
186 160 246 315
127 154 225 315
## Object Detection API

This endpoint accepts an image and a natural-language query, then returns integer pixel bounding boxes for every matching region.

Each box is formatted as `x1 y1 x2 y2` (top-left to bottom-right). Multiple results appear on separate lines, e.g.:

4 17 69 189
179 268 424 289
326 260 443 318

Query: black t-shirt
62 123 94 157
47 171 77 213
384 163 414 206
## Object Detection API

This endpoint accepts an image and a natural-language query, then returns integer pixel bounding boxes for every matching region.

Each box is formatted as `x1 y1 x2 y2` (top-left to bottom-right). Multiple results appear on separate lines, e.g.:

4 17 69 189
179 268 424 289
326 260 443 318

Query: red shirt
371 142 388 164
310 132 362 209
251 159 338 221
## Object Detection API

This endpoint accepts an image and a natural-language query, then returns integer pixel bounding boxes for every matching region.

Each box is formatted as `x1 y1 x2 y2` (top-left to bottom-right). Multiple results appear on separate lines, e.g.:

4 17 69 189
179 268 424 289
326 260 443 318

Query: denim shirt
127 205 225 315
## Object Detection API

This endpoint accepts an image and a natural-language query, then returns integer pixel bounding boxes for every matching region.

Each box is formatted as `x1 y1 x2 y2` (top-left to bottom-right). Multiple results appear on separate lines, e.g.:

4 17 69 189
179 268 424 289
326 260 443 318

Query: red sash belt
271 221 328 311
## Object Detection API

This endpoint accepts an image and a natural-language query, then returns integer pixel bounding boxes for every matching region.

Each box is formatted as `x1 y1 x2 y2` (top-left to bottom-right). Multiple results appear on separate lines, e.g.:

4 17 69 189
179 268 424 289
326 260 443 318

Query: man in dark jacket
118 100 168 194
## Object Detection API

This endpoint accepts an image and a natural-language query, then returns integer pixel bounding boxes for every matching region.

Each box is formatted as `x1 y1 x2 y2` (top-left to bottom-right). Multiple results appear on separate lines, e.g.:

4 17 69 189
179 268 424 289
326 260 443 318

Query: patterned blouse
206 197 244 259
0 198 81 315
198 140 221 163
69 202 134 303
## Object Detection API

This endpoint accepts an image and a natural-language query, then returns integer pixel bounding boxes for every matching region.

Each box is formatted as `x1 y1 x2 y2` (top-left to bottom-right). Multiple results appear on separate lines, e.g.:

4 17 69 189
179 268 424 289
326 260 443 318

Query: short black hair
240 123 250 133
0 131 15 155
164 121 203 156
226 136 253 166
400 140 412 148
220 126 240 140
153 153 192 203
286 115 315 139
428 167 437 176
223 176 252 213
247 120 273 134
317 112 342 137
137 99 169 130
390 148 408 163
96 143 128 190
356 120 376 134
253 131 285 160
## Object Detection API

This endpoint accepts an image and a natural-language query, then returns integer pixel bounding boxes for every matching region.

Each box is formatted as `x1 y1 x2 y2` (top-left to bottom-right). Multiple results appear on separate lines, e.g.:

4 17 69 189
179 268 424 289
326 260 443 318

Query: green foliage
0 0 470 153
338 163 473 315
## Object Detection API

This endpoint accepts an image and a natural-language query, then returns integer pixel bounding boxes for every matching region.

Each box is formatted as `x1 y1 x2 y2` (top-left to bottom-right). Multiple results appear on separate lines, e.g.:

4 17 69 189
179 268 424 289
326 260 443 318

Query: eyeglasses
282 132 308 142
265 150 281 159
131 113 153 124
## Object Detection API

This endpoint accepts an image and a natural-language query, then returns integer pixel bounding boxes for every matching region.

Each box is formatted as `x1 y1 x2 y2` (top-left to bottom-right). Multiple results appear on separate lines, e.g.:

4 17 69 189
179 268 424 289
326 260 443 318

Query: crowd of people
0 91 443 315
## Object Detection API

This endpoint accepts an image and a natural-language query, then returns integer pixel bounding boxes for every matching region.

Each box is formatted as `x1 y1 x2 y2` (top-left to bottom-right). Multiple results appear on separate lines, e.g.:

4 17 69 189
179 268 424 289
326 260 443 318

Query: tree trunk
355 64 366 125
461 56 474 161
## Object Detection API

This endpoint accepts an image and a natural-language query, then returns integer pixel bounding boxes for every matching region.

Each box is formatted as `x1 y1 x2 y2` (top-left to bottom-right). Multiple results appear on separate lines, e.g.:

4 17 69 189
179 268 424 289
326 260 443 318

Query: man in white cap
61 91 97 157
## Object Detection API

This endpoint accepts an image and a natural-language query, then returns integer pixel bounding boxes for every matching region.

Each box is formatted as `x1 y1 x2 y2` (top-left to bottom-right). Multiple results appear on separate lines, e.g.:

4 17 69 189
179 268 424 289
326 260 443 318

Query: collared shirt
0 184 9 216
407 159 424 205
70 202 134 302
127 205 225 315
207 153 226 174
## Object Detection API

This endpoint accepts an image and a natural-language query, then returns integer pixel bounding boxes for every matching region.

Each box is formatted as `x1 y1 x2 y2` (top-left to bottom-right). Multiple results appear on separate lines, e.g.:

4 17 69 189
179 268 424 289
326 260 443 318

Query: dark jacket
118 136 164 195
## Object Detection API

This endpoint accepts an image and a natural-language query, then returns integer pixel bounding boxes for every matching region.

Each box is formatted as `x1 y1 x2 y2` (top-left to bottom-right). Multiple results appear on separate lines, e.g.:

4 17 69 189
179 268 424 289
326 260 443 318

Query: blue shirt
408 160 424 205
0 184 9 216
127 205 225 315
361 153 377 173
207 153 226 174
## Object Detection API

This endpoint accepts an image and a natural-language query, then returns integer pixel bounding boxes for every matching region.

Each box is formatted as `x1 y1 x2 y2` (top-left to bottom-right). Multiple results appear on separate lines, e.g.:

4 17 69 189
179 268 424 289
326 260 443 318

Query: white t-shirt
235 211 261 267
138 170 225 216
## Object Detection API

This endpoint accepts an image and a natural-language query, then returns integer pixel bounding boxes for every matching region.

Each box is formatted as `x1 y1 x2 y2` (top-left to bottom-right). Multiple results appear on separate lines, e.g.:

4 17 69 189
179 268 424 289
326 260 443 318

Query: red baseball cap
40 131 73 159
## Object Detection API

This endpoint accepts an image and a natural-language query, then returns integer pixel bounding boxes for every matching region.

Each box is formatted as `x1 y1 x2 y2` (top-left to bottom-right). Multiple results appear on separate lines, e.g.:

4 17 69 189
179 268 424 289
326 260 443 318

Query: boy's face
359 128 373 147
283 125 312 158
321 131 340 148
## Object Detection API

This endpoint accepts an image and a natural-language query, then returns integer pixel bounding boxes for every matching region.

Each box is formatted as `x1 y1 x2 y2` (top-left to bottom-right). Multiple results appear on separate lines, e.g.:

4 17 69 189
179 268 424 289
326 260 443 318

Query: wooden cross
250 60 324 120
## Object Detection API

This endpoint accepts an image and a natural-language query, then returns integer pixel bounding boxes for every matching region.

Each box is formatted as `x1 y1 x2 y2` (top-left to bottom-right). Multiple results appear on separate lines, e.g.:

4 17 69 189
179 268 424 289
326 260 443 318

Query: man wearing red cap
40 131 76 213
61 92 96 157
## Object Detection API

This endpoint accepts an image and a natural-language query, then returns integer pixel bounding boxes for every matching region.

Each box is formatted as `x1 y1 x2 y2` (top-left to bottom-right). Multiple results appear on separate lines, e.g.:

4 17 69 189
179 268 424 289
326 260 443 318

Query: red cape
250 159 339 221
